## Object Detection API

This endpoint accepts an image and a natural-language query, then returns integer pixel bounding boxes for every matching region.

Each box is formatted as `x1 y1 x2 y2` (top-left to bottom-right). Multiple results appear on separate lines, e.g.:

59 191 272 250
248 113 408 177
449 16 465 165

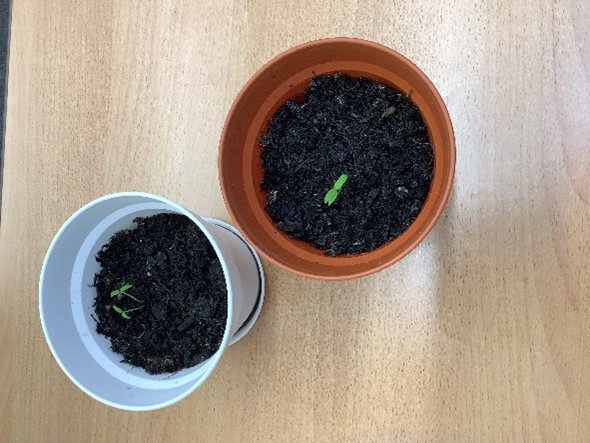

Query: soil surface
93 213 227 374
260 73 434 256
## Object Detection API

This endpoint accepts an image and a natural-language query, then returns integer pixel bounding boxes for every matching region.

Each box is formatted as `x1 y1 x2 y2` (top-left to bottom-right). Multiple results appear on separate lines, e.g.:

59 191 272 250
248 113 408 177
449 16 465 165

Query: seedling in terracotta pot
219 38 455 279
261 72 434 257
324 174 348 206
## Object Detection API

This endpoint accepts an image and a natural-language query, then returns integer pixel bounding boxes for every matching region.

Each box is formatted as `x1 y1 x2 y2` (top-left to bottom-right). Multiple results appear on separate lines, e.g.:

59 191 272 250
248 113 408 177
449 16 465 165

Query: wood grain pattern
1 0 589 441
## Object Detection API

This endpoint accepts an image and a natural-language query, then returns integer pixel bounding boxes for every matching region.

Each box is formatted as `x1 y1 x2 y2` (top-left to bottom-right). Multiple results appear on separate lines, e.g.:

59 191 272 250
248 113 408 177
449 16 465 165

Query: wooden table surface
1 1 589 441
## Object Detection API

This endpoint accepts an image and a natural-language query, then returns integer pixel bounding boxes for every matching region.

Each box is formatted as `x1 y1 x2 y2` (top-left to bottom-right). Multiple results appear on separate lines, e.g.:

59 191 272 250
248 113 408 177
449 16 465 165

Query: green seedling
112 305 130 320
110 283 142 303
112 304 143 320
324 174 349 206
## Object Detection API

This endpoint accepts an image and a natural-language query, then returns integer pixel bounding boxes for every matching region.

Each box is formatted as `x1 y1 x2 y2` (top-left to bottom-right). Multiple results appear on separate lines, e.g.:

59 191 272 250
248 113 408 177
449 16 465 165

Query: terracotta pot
219 37 455 280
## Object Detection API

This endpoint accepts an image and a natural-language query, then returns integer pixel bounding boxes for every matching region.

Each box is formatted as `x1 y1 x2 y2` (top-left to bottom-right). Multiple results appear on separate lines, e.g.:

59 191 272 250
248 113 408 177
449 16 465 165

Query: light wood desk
1 1 589 441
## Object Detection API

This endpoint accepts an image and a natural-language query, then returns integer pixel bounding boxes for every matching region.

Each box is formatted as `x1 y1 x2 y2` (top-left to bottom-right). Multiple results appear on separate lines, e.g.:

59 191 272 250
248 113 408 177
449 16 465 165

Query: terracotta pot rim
219 37 455 280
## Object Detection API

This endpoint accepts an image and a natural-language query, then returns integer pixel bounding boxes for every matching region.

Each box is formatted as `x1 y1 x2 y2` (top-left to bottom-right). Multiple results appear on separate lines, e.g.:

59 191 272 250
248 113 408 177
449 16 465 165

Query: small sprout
324 174 349 206
113 305 131 320
112 304 143 320
110 283 142 303
110 283 133 297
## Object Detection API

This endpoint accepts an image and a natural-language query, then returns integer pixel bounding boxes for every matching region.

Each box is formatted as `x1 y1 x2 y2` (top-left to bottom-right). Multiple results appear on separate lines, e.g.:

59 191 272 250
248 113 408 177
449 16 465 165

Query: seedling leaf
324 174 349 206
113 304 131 320
334 174 348 190
111 283 137 300
324 189 339 206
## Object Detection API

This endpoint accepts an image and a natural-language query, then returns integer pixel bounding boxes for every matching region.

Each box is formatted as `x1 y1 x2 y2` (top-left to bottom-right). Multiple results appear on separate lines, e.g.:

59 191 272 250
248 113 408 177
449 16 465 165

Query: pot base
205 218 265 346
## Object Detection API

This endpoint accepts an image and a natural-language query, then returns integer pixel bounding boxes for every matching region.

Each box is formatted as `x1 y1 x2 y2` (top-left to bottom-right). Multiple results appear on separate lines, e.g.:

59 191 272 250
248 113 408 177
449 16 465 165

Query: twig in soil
151 281 172 296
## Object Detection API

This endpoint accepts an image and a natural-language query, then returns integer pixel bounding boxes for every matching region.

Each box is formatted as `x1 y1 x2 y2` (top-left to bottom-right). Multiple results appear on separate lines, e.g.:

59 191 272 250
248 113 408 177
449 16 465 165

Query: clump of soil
93 213 227 375
260 73 434 256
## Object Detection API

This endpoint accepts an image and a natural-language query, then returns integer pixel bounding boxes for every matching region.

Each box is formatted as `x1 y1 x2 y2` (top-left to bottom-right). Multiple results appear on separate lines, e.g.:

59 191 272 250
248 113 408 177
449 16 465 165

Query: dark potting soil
260 73 434 256
93 213 227 375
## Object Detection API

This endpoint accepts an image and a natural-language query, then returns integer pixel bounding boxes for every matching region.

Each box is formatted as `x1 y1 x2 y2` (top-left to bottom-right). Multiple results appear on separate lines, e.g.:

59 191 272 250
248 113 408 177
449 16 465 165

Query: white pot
39 192 265 411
